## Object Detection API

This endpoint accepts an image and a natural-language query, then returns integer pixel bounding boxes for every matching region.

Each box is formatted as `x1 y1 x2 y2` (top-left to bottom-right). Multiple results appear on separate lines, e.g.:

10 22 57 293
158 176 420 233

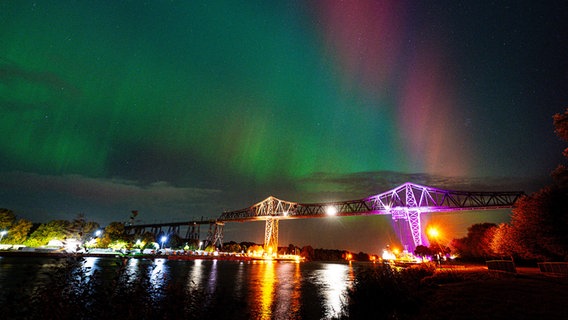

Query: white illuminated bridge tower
219 182 524 254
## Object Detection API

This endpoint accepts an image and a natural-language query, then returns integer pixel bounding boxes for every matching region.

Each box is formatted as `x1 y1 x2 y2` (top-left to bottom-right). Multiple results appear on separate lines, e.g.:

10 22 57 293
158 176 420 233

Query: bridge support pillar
264 218 279 256
185 223 200 246
205 222 224 249
391 209 423 252
406 210 423 250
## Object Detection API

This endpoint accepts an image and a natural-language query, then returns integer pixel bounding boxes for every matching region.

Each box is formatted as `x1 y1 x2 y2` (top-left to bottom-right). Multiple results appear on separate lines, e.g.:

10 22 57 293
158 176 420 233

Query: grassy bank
338 263 568 319
417 269 568 319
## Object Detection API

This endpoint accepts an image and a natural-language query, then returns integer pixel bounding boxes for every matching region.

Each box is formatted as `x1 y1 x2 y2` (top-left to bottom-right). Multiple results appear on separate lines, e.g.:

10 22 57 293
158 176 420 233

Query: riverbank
416 268 568 319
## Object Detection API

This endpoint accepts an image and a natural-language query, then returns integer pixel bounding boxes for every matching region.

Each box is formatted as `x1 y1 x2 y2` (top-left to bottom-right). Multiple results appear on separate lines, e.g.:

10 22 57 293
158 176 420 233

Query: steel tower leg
213 222 224 248
406 210 423 250
404 184 423 251
205 223 214 248
264 218 279 256
205 222 224 249
391 209 423 252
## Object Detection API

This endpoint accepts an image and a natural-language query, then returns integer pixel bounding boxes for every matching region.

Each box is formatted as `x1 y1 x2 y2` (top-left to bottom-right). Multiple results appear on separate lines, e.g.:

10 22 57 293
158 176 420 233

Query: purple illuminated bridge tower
219 182 524 254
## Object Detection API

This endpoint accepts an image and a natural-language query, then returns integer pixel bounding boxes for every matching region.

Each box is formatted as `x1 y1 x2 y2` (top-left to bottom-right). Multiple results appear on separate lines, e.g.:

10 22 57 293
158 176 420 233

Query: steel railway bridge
124 182 524 254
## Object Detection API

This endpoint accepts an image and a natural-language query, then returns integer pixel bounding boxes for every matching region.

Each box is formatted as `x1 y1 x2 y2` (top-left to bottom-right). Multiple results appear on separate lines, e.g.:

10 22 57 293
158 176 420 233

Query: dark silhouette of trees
301 245 314 260
414 245 432 258
508 186 568 261
451 223 496 260
487 109 568 261
222 241 242 252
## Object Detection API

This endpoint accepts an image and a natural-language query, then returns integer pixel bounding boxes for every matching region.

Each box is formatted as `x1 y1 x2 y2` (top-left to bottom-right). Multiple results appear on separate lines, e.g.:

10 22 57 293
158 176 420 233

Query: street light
0 230 7 242
427 227 440 239
160 236 168 249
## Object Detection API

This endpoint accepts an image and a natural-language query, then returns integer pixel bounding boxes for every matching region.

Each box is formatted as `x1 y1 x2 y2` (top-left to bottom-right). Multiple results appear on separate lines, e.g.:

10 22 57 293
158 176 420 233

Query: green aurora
1 1 566 253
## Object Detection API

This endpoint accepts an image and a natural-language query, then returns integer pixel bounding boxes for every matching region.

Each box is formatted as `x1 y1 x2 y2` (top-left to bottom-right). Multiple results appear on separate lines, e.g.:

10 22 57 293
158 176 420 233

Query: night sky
1 1 567 254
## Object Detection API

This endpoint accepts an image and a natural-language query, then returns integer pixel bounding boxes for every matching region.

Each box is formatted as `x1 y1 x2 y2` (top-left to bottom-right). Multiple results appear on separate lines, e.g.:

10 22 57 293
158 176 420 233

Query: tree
101 222 127 248
0 208 16 230
414 245 432 259
288 243 298 255
509 187 568 261
3 218 33 244
67 214 100 242
222 241 242 253
129 231 156 250
247 244 264 255
300 245 314 260
490 223 519 259
24 220 71 247
451 223 497 260
552 109 568 186
499 109 568 261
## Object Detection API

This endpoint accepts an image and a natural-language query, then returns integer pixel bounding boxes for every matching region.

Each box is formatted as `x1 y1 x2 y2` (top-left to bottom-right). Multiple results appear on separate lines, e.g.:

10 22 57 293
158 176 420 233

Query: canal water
0 256 367 319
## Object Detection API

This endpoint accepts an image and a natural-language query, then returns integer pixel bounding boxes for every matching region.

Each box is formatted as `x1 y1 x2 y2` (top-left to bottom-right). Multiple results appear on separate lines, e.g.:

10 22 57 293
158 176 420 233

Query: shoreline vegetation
336 262 568 319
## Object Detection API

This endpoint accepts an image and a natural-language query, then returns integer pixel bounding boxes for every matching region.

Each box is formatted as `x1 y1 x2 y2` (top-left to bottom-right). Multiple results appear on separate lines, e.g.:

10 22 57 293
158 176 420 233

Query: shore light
160 236 168 249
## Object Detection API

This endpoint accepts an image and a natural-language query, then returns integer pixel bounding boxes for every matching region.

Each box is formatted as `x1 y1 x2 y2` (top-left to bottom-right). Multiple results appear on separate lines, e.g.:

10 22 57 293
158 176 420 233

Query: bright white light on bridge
326 206 337 216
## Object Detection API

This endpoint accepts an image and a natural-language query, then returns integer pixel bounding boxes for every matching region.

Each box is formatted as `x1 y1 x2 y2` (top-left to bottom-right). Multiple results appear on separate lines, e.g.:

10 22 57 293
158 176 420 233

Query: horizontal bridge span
218 182 525 222
125 220 215 229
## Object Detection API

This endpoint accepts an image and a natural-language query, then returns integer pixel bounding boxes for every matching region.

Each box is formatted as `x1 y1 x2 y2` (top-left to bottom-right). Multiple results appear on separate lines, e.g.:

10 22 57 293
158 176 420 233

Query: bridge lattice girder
124 183 524 252
219 182 525 221
218 182 524 251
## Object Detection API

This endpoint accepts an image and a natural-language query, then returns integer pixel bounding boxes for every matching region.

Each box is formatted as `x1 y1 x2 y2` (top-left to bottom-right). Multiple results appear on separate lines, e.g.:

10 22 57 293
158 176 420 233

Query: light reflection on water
258 260 275 319
208 259 218 294
189 258 203 290
313 262 354 318
0 257 359 319
274 262 302 318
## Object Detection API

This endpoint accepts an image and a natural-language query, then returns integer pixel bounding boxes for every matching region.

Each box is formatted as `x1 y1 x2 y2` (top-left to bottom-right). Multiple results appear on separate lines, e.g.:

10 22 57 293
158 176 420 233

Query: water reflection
208 259 218 294
150 258 168 292
0 257 359 319
125 257 140 284
189 259 203 291
82 256 98 277
314 262 354 318
259 260 275 319
274 262 302 319
234 261 245 301
248 261 305 320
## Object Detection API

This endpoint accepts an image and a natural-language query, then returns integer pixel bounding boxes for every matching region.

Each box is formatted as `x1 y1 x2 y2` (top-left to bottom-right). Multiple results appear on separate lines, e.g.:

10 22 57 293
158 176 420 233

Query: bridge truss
219 182 524 253
124 219 225 249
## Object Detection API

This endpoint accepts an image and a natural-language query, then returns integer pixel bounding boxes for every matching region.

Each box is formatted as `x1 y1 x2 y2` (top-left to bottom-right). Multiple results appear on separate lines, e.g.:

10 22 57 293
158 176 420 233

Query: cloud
296 170 544 202
0 171 221 207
